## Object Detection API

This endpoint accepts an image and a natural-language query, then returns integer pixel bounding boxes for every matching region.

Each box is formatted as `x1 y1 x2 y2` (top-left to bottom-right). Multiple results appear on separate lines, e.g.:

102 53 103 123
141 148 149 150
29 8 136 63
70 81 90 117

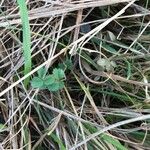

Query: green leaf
38 67 47 78
47 81 64 91
102 134 127 150
58 59 73 71
0 124 7 133
49 133 66 150
125 59 131 80
97 58 116 72
17 0 31 88
65 59 73 70
31 77 44 88
44 75 55 86
97 58 107 68
53 68 65 80
58 63 65 70
57 81 64 89
84 123 127 150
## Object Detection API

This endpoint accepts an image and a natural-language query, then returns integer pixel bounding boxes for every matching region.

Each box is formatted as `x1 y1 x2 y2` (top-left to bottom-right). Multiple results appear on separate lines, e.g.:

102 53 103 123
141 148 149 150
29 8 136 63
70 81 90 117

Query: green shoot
17 0 31 88
31 67 65 92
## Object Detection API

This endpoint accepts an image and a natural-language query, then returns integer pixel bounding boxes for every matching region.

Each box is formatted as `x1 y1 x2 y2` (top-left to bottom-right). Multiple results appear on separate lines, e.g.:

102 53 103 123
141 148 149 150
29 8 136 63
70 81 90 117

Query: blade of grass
125 59 131 80
17 0 31 88
70 113 150 150
49 132 66 150
84 123 127 150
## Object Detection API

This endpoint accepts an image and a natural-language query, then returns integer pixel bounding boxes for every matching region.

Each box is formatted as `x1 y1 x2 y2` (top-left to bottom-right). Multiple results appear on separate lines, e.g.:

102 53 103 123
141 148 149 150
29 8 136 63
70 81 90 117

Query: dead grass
0 0 150 149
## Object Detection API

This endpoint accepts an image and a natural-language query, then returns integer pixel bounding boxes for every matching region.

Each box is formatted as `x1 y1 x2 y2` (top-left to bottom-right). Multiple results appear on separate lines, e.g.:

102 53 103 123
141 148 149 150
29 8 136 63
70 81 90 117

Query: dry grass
0 0 150 149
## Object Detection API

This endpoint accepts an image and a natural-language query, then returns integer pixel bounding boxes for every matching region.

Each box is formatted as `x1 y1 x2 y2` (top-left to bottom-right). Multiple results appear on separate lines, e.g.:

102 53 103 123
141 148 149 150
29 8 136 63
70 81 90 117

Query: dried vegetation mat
0 0 150 149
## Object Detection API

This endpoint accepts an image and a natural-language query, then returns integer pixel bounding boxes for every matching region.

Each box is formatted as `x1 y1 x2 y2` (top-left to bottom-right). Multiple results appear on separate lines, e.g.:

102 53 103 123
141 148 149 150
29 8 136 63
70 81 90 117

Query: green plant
17 0 31 88
31 67 65 91
58 58 73 71
0 123 8 133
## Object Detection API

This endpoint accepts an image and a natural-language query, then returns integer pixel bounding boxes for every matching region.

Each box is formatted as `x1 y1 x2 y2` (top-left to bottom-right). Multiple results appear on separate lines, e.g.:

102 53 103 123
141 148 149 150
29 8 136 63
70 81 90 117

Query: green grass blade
125 59 131 80
49 132 66 150
17 0 31 88
84 123 128 150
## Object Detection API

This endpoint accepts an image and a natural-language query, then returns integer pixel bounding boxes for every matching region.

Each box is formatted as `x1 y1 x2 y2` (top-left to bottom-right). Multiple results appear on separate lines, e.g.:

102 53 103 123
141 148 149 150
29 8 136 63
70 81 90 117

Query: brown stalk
82 60 150 88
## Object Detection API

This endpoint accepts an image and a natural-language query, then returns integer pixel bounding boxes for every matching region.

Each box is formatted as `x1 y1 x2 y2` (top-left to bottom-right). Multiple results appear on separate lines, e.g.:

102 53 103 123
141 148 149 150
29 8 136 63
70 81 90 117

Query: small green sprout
31 67 65 91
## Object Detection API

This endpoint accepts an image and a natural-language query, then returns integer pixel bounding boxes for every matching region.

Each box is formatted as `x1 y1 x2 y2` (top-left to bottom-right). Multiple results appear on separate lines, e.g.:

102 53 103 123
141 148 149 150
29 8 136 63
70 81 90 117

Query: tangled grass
0 0 150 149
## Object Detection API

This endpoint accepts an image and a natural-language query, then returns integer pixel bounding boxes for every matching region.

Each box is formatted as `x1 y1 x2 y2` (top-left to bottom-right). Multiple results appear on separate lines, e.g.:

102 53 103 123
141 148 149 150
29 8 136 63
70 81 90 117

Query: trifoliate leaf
97 58 116 72
47 81 64 91
44 75 55 86
37 67 47 78
53 68 65 80
97 58 108 68
31 77 44 88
